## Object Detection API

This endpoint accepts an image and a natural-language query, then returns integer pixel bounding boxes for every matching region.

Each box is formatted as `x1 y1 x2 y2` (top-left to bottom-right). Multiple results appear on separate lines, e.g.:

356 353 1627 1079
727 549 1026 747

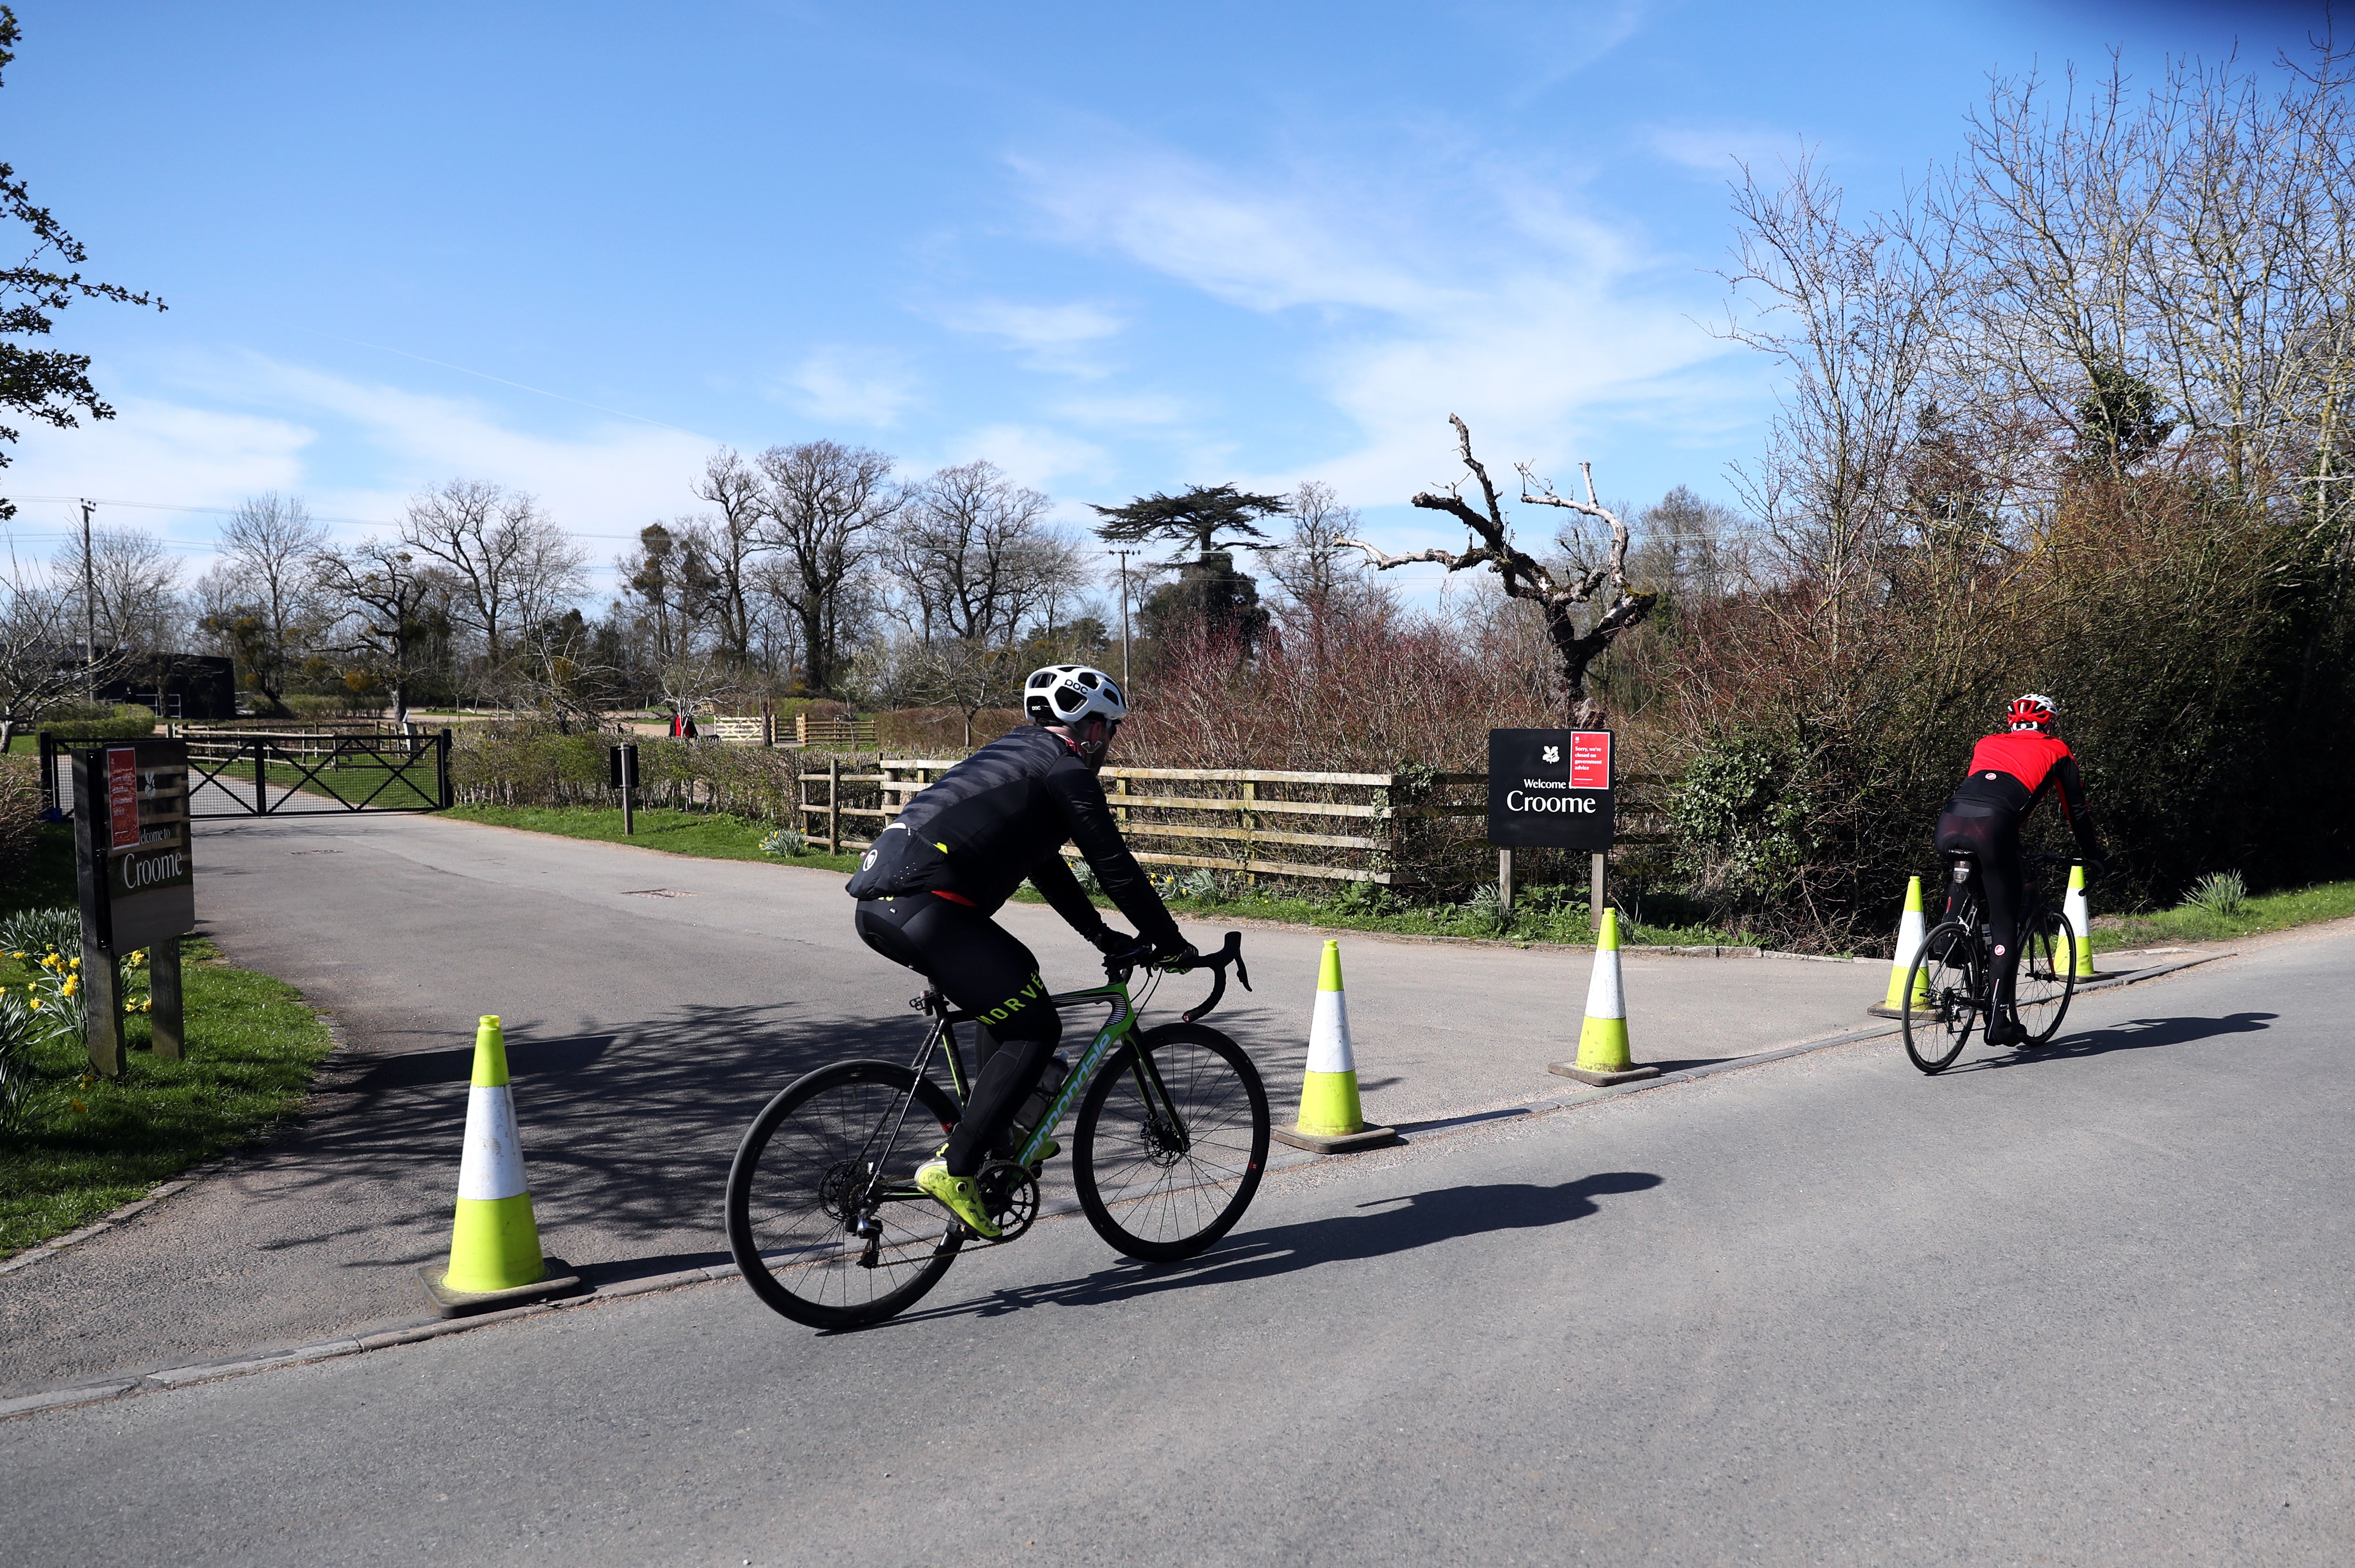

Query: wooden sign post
71 739 196 1076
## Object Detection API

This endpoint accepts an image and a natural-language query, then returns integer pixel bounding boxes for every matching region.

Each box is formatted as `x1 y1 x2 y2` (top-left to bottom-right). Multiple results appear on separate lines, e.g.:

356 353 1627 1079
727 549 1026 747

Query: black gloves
1089 926 1136 957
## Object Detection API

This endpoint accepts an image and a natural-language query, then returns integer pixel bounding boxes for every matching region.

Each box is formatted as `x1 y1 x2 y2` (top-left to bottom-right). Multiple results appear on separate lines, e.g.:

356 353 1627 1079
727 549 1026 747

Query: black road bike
724 932 1271 1329
1901 852 2082 1074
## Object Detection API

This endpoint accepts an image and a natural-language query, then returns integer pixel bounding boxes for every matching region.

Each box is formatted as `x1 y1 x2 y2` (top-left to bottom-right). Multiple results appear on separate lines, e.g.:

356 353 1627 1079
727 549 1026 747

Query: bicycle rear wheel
2013 905 2078 1046
1073 1023 1270 1263
725 1060 964 1330
1902 918 1980 1074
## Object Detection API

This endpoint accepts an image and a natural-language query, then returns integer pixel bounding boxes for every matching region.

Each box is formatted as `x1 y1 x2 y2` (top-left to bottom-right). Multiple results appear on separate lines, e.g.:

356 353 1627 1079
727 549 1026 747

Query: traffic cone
1869 876 1932 1018
419 1015 580 1316
1550 909 1660 1086
2065 863 2098 978
1272 941 1397 1154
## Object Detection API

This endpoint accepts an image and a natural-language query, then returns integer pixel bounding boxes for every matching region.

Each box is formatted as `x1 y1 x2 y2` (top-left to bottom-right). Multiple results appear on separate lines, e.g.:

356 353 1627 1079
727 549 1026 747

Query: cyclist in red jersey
1933 693 2108 1046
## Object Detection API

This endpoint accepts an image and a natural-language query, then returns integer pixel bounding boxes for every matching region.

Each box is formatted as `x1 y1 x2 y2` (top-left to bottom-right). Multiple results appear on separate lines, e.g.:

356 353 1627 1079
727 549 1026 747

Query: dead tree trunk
1341 415 1656 726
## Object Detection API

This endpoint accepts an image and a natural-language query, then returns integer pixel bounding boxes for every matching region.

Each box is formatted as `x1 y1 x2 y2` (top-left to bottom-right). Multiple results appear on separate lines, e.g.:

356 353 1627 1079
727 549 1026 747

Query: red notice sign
1570 731 1611 790
106 747 141 851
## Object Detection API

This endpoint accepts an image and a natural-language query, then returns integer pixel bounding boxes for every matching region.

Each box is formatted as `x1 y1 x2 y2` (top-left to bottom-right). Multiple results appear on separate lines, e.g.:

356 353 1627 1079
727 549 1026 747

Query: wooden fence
787 760 1676 887
796 714 877 750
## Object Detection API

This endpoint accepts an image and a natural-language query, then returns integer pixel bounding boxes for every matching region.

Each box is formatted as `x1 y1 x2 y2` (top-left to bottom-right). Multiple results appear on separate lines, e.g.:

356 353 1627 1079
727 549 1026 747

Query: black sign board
72 738 196 952
608 743 639 789
1487 728 1614 851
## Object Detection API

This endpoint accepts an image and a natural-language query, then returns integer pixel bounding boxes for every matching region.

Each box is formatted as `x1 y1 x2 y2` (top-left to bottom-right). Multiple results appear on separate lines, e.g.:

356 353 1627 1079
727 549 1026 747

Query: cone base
418 1257 582 1318
1548 1062 1663 1087
1274 1124 1399 1155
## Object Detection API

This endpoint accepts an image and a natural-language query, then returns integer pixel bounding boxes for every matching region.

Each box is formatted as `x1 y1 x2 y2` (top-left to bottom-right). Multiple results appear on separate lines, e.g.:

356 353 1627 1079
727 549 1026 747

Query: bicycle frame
842 966 1208 1226
1935 852 2071 1021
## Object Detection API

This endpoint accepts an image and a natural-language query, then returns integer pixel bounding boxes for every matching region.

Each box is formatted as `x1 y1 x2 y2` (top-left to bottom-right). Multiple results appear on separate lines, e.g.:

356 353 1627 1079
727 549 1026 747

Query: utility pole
79 498 98 699
1110 548 1136 690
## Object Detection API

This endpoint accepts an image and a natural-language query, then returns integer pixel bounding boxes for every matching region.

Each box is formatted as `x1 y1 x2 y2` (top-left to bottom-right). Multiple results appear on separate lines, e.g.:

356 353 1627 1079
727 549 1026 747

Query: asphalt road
2 914 2344 1564
0 810 1884 1394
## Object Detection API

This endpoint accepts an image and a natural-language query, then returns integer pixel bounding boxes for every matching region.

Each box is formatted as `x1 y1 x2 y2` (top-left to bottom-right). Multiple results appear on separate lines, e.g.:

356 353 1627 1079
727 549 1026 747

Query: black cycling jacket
890 725 1183 948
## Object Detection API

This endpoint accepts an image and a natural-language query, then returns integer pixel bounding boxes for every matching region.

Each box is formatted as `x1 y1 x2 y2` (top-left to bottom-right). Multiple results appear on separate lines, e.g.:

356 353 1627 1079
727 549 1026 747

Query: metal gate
40 728 453 818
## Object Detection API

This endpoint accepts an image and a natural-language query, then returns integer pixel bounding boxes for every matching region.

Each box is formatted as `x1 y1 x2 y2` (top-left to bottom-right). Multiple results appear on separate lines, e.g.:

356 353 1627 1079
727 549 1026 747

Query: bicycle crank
969 1160 1041 1245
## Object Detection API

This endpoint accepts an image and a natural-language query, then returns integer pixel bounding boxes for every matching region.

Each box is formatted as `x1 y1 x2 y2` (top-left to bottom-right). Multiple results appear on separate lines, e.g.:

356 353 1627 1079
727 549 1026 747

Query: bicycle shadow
1948 1010 2277 1073
877 1170 1664 1329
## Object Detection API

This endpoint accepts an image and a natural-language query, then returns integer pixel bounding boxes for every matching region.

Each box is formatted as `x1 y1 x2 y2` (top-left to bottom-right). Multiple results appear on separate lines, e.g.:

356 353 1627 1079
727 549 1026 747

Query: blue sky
0 0 2327 593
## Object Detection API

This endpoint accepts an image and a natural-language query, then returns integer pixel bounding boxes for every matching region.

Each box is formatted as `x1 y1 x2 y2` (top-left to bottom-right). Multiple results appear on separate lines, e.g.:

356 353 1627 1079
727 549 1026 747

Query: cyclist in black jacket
847 663 1190 1236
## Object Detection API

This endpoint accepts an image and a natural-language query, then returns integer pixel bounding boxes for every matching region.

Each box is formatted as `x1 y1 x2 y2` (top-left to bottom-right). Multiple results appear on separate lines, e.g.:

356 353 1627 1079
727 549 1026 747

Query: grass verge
2092 878 2355 951
1 827 337 1257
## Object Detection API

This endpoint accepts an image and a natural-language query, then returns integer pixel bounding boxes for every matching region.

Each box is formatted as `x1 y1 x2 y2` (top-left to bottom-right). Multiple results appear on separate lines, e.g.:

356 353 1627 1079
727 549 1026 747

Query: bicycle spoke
727 1064 964 1328
1075 1025 1270 1262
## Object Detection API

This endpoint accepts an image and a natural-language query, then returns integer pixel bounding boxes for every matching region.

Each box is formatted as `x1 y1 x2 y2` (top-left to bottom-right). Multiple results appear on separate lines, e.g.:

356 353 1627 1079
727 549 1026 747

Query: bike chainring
972 1160 1041 1245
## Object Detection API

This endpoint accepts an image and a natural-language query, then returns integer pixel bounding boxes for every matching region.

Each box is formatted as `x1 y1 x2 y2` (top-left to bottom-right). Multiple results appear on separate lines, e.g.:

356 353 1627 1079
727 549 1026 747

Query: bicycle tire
1073 1023 1270 1263
1902 918 1979 1074
725 1059 965 1330
2013 904 2078 1046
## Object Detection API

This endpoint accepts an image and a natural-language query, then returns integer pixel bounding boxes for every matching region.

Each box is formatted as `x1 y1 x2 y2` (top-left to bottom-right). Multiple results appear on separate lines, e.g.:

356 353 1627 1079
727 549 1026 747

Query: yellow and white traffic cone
419 1015 580 1316
2065 863 2098 979
1272 940 1397 1154
1869 876 1932 1018
1550 908 1661 1086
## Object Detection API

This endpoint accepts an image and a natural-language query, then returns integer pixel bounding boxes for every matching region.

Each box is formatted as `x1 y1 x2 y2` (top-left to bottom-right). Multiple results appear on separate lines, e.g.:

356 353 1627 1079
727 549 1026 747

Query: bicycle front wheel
1073 1023 1270 1263
725 1059 964 1330
2014 905 2078 1046
1902 918 1980 1074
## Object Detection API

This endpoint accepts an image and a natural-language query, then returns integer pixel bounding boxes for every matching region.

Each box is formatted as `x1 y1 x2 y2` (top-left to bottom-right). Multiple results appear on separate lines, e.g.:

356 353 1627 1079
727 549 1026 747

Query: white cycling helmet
1024 664 1128 727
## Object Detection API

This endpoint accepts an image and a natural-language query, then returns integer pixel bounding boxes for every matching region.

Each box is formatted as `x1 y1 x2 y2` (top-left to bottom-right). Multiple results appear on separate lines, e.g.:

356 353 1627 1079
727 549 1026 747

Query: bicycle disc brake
971 1160 1040 1245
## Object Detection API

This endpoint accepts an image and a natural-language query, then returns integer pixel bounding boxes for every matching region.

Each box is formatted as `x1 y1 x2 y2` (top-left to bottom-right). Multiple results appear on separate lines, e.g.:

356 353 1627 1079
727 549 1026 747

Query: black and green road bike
724 932 1271 1329
1901 851 2082 1074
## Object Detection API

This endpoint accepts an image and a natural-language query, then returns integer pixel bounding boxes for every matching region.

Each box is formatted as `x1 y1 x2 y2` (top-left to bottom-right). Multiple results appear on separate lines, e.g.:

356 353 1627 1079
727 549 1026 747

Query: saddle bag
843 823 954 900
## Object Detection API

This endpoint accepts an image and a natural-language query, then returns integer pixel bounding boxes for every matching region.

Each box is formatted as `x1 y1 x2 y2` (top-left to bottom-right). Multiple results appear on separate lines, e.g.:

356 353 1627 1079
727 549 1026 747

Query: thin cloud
1012 132 1744 505
784 347 921 427
932 298 1126 377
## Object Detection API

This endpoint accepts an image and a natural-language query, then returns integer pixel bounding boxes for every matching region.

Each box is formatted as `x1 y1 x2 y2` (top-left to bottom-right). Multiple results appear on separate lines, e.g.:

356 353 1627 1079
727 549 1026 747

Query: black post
150 937 184 1062
252 735 268 815
437 728 453 808
69 749 127 1077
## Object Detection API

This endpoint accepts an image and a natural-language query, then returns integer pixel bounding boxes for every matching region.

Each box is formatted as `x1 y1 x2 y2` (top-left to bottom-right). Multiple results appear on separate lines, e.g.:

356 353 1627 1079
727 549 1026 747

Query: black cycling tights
854 896 1062 1177
1934 804 2024 1013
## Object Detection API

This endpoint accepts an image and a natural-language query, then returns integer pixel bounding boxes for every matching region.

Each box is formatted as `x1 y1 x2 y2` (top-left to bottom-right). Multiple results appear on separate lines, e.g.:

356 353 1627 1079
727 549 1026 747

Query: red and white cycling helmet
1024 664 1128 728
2006 693 2058 731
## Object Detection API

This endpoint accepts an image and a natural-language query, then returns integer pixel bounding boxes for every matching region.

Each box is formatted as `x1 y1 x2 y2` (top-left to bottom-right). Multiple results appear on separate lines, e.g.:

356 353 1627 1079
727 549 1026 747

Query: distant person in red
669 710 697 739
1934 693 2108 1045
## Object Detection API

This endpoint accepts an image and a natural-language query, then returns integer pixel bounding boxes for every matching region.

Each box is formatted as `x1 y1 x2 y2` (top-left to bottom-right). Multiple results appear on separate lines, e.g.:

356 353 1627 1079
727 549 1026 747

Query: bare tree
881 460 1075 646
1340 415 1656 725
617 521 719 667
0 548 120 750
399 480 584 676
310 540 448 729
54 523 183 655
758 441 901 696
688 447 772 669
197 492 326 717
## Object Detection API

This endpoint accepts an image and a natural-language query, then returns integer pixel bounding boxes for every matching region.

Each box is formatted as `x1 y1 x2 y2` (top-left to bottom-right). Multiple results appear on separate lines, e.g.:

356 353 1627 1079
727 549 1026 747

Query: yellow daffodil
27 996 40 1010
141 1000 153 1012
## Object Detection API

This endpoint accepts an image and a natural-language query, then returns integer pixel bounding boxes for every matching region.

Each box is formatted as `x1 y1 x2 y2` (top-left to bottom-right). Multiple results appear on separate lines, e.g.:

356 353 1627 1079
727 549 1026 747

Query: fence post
252 735 268 815
436 729 453 808
1242 778 1257 886
828 755 840 853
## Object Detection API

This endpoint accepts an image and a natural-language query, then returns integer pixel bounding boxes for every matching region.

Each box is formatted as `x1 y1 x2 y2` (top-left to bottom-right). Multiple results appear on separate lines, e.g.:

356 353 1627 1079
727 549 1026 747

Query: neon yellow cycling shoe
915 1158 1001 1239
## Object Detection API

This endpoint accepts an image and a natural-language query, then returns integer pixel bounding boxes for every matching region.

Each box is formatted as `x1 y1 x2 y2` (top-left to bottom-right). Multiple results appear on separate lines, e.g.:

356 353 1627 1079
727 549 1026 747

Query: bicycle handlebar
1103 930 1251 1022
1174 931 1251 1023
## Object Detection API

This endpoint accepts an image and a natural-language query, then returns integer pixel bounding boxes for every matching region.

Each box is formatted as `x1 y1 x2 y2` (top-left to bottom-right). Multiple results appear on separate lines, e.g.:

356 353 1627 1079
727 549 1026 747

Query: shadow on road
1951 1010 2277 1074
879 1170 1665 1329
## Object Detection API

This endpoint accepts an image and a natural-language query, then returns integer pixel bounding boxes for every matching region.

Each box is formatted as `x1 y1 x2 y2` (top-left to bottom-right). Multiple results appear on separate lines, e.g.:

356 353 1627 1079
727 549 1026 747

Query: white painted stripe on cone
1583 945 1626 1021
1305 989 1355 1074
456 1084 528 1201
1893 905 1927 970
